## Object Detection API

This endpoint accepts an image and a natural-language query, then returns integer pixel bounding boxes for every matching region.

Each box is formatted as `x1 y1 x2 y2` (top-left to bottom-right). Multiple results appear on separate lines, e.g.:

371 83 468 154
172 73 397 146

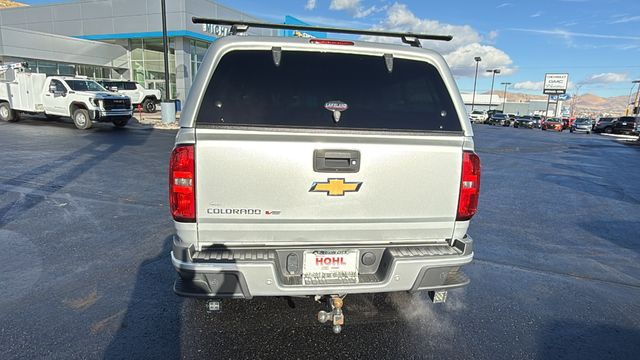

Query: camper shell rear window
196 50 462 132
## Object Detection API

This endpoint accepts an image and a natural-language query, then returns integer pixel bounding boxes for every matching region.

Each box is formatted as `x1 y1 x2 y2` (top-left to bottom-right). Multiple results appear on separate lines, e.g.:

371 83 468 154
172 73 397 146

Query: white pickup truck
99 80 161 113
0 70 133 129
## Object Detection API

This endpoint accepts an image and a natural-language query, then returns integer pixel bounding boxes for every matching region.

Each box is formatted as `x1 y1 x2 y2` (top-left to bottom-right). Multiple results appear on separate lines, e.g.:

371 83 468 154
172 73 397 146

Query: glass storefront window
58 63 76 76
190 40 209 79
128 37 178 99
37 60 57 76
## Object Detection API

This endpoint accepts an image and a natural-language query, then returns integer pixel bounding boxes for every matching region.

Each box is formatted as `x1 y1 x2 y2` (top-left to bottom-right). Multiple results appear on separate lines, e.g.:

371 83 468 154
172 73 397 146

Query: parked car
531 115 543 128
99 80 161 113
570 118 592 134
487 112 509 126
542 117 563 131
593 117 615 132
469 110 488 124
605 116 637 135
513 116 534 129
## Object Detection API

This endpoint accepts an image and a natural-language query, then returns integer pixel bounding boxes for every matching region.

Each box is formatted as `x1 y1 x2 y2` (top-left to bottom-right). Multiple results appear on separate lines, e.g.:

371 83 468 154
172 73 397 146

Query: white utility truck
0 63 133 129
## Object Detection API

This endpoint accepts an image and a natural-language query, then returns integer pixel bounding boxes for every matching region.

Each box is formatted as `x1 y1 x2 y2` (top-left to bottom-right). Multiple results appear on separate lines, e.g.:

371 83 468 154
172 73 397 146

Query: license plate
622 122 627 125
303 250 359 285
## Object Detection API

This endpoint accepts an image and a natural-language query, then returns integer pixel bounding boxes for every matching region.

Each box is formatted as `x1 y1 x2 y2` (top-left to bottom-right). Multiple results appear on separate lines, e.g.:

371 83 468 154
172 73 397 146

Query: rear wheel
72 108 92 130
142 98 157 113
604 127 613 134
112 117 129 128
0 102 18 122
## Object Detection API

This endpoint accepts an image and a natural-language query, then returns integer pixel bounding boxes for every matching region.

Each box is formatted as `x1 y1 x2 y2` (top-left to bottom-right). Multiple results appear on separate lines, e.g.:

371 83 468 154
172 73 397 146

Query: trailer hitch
317 295 345 334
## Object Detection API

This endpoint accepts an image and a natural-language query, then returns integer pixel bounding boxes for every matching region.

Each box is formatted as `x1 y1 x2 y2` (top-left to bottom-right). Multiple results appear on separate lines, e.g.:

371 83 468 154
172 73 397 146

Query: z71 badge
309 178 362 196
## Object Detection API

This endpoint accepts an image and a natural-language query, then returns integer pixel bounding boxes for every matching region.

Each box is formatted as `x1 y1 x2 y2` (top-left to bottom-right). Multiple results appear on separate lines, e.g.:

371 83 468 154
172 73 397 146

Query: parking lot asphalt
1 118 639 360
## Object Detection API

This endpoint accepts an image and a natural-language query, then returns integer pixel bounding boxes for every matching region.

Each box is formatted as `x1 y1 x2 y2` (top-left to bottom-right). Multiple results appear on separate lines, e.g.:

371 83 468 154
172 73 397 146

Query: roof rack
192 17 453 48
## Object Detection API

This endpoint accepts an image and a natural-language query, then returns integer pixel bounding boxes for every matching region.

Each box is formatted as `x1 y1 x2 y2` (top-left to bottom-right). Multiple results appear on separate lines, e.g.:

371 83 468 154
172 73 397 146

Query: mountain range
486 91 634 116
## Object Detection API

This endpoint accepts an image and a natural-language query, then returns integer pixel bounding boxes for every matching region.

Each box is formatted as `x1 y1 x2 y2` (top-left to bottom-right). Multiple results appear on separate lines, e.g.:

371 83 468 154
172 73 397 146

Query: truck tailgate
195 129 463 246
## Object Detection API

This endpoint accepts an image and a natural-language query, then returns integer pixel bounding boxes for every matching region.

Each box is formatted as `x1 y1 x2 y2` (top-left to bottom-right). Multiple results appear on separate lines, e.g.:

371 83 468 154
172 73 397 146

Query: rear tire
112 117 129 128
0 102 18 122
604 127 613 134
142 98 157 113
72 108 92 130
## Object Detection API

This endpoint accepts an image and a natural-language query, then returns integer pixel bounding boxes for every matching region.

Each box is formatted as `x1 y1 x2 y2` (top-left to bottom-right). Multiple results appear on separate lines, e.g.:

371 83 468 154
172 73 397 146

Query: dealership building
0 0 283 103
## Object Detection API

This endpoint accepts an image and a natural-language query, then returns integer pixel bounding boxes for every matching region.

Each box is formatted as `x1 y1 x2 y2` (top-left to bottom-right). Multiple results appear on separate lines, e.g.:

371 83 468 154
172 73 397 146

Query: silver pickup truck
170 19 480 333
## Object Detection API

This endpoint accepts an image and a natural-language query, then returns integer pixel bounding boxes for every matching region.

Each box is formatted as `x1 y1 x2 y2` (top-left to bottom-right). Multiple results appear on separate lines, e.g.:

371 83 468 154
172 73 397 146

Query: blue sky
24 0 640 98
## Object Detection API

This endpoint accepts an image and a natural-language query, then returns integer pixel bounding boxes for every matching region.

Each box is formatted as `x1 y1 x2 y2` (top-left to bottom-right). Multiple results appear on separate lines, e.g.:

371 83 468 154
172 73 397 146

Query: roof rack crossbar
192 17 453 47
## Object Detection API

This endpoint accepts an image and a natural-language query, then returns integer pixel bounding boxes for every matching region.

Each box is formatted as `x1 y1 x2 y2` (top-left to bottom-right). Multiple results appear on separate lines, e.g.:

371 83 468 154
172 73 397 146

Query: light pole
160 0 175 124
633 80 640 116
471 56 481 112
501 82 511 112
486 69 501 112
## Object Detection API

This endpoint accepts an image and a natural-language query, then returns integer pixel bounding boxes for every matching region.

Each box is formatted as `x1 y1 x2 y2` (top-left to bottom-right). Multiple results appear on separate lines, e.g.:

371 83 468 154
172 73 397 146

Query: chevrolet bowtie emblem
309 178 362 196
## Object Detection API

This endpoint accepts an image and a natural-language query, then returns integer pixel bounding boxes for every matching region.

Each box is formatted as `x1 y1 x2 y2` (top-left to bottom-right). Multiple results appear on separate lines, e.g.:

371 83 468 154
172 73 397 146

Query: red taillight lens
309 39 355 46
169 144 195 222
457 151 481 221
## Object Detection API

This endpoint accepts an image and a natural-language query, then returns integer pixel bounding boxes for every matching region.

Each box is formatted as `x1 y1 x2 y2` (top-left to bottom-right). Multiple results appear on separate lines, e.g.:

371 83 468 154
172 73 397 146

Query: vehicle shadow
537 320 640 360
103 235 183 360
0 125 151 227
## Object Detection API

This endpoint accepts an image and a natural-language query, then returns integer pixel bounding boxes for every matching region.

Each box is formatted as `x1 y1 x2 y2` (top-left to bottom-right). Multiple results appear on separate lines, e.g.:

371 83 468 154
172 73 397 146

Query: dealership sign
201 23 231 37
543 73 569 95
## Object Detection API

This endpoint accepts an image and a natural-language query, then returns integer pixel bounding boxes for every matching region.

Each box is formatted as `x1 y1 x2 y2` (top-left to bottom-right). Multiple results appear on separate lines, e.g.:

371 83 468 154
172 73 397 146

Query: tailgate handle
314 150 360 173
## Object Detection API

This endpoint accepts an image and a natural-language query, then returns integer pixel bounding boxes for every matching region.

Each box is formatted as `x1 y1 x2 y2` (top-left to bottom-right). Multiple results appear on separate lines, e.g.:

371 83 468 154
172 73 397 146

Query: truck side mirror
110 86 118 92
49 85 57 93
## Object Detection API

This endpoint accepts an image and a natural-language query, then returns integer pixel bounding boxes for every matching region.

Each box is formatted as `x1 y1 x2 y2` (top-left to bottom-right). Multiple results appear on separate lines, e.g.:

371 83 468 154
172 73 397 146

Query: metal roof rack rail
192 17 453 48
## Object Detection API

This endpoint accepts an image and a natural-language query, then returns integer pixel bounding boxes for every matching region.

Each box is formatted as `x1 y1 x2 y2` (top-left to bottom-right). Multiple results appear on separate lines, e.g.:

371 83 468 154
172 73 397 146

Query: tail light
170 144 195 222
457 151 481 221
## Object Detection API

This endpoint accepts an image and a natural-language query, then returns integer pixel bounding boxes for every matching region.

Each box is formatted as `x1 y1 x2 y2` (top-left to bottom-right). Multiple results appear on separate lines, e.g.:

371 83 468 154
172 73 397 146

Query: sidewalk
131 109 180 130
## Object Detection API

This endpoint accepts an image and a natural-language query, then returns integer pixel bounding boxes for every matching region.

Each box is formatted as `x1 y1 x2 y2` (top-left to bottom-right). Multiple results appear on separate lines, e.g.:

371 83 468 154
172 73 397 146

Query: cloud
530 11 542 18
329 0 360 11
496 3 512 8
580 72 629 84
290 14 371 28
513 81 545 91
305 0 316 10
329 0 383 18
510 28 640 41
361 3 516 77
610 15 640 24
445 43 515 77
512 80 578 92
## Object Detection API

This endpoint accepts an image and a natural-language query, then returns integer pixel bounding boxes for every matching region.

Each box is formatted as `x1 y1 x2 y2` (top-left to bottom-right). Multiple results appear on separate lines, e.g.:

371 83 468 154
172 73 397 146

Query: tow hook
317 295 345 334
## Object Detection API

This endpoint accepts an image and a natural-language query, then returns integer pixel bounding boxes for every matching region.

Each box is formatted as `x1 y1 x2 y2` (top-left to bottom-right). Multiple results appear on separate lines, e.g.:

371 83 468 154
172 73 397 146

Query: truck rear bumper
171 236 473 299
